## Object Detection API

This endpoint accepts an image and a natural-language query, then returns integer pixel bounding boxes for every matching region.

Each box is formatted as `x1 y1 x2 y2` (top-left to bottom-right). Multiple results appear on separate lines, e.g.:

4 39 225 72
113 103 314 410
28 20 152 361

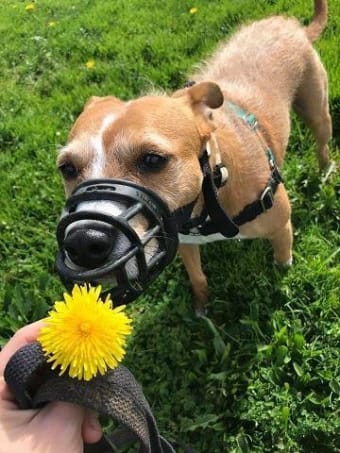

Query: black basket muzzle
56 179 180 305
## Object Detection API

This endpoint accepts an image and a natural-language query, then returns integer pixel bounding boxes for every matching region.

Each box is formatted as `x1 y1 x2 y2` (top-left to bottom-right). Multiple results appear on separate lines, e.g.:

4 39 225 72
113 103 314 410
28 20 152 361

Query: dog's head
56 82 224 302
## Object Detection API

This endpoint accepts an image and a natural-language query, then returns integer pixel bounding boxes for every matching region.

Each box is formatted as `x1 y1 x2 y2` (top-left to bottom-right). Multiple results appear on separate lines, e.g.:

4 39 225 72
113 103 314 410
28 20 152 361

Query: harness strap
200 150 240 237
226 103 284 224
4 342 176 453
179 99 284 237
233 165 283 226
206 133 229 187
227 102 258 130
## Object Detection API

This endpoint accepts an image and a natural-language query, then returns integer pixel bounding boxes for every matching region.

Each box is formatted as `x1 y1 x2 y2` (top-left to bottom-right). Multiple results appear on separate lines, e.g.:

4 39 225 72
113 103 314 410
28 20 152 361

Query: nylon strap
179 100 284 237
200 150 240 237
233 165 283 225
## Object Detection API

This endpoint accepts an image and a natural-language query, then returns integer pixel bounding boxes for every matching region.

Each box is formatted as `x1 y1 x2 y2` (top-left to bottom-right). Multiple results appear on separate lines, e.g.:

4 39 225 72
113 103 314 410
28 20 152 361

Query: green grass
0 0 339 451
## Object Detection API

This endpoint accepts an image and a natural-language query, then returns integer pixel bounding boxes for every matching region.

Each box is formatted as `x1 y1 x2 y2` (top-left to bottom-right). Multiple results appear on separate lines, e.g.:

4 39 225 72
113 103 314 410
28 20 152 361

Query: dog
57 0 331 313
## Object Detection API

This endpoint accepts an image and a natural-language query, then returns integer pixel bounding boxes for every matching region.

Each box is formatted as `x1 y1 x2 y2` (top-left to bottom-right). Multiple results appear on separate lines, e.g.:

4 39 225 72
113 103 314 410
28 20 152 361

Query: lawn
0 0 339 451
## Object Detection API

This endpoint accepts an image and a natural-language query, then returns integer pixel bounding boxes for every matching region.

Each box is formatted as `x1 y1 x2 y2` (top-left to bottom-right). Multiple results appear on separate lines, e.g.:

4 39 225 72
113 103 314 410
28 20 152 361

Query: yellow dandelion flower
48 21 57 27
85 59 95 69
25 3 35 11
189 7 198 14
38 284 133 381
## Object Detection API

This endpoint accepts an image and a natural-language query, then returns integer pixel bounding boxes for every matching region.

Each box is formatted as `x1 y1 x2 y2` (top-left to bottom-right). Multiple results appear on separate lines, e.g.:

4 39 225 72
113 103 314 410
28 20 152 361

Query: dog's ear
83 96 103 110
83 95 123 111
187 81 224 109
173 81 224 110
173 82 223 139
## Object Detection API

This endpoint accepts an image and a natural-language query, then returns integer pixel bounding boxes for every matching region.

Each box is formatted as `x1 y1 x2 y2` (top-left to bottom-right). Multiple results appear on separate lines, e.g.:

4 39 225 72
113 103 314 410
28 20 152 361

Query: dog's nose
64 228 114 268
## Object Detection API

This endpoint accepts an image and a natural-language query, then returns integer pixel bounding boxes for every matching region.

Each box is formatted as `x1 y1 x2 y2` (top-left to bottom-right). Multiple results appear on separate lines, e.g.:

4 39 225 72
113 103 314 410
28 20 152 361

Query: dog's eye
59 162 78 179
139 153 168 172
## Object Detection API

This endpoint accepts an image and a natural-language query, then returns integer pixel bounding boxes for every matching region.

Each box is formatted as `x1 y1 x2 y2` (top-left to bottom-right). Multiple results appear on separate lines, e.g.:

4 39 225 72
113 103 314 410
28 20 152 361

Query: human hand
0 321 102 453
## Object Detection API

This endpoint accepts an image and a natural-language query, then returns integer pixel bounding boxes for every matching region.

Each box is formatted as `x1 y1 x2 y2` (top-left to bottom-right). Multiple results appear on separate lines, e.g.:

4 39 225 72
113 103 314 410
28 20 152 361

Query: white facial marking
90 113 117 178
64 200 124 237
75 200 124 217
62 122 170 279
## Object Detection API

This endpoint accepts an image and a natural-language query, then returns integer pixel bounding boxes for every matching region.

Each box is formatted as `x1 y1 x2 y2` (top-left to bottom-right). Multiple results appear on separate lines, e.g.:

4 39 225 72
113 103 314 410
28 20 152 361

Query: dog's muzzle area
56 179 180 304
63 203 132 270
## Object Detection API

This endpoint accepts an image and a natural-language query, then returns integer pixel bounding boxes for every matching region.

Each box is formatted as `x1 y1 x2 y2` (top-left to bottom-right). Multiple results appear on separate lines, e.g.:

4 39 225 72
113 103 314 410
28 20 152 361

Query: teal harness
227 101 259 129
227 101 283 223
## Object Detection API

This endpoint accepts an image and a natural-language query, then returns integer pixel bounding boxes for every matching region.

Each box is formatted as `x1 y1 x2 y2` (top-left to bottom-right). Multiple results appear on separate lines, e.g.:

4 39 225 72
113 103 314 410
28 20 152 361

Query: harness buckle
246 114 258 130
260 186 274 212
266 148 275 169
213 163 229 187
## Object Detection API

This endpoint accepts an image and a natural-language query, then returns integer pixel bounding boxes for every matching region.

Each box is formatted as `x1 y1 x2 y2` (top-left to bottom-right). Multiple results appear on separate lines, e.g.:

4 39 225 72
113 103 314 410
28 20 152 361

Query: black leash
4 342 177 453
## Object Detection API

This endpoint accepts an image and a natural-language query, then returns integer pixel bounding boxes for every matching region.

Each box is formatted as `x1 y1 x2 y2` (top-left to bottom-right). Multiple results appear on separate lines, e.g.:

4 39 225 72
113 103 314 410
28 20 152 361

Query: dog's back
193 0 330 168
195 1 327 98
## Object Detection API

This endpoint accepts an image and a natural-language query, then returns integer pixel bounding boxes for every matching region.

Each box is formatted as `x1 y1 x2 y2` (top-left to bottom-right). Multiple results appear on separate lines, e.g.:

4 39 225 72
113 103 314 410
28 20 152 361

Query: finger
0 320 45 376
43 401 85 421
40 401 85 431
82 409 103 444
33 402 86 448
0 376 20 404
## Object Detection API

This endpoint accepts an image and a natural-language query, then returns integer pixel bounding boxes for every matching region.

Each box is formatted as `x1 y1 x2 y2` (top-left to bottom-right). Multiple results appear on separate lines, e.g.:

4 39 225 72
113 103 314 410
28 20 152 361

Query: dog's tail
305 0 328 42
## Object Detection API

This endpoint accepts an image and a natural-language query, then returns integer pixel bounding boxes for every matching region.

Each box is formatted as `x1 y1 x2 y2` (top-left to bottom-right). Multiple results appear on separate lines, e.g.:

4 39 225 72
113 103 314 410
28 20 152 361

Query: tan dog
57 0 331 312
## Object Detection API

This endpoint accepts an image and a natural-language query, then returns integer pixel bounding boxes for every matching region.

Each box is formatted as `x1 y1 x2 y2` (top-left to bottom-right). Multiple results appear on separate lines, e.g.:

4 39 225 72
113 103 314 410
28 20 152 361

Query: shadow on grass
122 190 339 452
122 238 291 451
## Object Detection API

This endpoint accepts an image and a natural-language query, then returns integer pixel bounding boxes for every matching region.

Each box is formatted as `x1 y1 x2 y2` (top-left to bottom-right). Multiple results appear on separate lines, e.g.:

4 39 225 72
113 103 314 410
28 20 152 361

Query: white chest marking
90 114 116 178
178 231 247 245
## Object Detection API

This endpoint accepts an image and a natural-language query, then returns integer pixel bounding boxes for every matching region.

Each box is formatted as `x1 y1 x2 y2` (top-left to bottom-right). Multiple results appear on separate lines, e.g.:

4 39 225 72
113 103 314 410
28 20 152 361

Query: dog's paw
194 305 208 318
274 257 293 268
321 160 336 185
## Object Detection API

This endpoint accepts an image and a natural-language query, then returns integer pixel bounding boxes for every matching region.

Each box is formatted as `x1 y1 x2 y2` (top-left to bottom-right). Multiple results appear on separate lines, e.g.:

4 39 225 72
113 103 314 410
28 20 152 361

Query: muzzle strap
170 198 198 233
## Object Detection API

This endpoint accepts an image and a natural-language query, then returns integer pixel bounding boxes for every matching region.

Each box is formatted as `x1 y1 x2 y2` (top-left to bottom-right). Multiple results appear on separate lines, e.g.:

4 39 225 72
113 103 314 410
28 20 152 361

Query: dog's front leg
178 244 208 315
268 220 293 267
